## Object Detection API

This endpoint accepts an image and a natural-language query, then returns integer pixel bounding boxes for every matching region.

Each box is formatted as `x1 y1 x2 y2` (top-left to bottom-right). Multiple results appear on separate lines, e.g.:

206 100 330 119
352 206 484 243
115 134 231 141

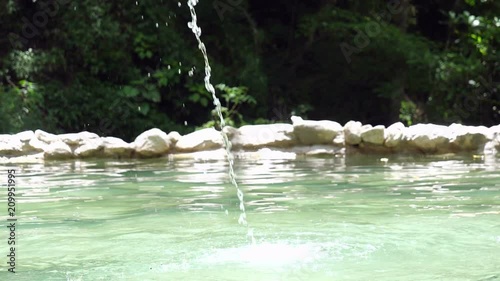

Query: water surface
1 155 499 280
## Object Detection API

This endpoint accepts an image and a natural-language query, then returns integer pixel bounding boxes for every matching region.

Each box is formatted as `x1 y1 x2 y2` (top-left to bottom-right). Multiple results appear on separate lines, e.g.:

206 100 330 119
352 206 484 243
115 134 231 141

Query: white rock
333 133 345 146
175 128 223 152
384 122 406 148
168 131 182 144
0 132 46 156
58 131 99 146
483 141 497 155
35 129 58 144
102 137 134 157
134 128 171 156
0 134 12 143
44 141 73 159
448 124 490 151
74 138 104 157
16 130 35 142
361 125 385 145
27 137 48 152
491 125 500 151
222 126 238 138
0 136 23 156
12 131 46 153
290 116 302 124
291 116 343 145
491 124 500 135
230 124 296 148
406 124 450 152
344 121 363 145
491 125 500 149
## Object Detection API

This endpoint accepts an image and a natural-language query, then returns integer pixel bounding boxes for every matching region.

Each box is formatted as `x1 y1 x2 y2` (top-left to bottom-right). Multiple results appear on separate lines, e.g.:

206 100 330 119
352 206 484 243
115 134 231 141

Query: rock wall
1 116 499 162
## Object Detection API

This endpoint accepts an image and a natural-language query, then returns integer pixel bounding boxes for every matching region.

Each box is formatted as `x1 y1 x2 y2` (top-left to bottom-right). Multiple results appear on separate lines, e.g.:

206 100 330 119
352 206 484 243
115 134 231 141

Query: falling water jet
187 0 256 245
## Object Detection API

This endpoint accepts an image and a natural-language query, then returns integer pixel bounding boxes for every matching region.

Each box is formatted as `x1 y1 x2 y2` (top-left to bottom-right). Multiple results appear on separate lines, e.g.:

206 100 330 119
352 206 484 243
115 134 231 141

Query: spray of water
187 0 255 244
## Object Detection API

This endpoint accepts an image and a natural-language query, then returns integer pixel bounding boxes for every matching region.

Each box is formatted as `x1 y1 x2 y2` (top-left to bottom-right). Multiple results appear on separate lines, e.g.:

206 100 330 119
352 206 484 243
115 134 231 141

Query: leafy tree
1 0 498 140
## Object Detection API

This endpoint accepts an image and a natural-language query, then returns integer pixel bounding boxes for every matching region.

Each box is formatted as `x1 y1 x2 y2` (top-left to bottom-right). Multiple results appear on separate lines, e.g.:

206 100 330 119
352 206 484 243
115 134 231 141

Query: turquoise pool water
1 155 499 280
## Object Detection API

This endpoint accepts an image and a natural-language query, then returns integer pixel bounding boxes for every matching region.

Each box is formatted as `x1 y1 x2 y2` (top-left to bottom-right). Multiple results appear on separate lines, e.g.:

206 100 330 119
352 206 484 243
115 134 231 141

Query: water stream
3 156 500 280
186 0 255 244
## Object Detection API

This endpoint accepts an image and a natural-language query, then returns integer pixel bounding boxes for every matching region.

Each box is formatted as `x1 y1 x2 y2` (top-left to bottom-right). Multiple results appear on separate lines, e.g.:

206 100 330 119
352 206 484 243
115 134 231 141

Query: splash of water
187 0 255 244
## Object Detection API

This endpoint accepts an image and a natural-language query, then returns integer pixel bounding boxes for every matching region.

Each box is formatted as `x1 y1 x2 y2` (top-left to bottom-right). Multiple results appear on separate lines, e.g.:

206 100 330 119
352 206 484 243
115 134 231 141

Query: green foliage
0 78 44 133
0 0 498 139
187 83 211 108
399 100 418 126
291 104 314 119
0 86 24 133
192 84 256 129
425 2 500 124
216 84 256 121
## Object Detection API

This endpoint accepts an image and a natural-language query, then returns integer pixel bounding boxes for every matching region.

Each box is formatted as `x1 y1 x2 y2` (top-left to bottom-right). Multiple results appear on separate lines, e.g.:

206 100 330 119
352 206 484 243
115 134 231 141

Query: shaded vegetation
1 0 499 141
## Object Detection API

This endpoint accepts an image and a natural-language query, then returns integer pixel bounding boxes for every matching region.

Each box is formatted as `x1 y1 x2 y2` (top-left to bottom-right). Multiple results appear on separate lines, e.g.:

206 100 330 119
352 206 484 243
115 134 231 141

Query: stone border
1 116 499 163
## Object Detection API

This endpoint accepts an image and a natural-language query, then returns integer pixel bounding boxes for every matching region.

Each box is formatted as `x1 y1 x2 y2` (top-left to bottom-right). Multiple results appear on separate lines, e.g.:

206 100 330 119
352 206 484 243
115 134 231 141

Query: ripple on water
1 156 499 281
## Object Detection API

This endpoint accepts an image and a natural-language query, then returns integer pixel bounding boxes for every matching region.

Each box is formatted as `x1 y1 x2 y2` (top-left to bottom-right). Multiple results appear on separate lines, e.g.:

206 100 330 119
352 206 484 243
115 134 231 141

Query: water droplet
147 73 151 77
178 69 181 74
167 65 171 70
179 62 182 66
135 1 138 5
184 121 188 126
165 22 168 27
178 2 181 7
155 22 159 28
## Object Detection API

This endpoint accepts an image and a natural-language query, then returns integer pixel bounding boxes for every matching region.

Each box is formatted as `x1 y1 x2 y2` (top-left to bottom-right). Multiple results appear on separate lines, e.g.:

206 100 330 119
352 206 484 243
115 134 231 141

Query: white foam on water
201 242 322 266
